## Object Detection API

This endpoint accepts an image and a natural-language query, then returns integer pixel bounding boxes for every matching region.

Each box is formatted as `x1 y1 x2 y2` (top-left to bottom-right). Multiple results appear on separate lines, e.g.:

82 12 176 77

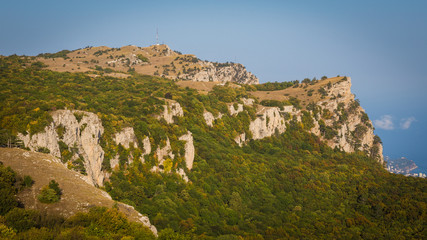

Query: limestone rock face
114 127 138 149
176 168 189 183
152 131 195 173
239 77 383 162
157 100 184 124
142 136 151 156
179 131 195 170
18 123 61 160
234 133 246 147
228 103 244 116
327 77 353 101
19 110 105 186
242 98 255 106
203 111 223 127
183 62 259 85
314 77 384 163
249 107 288 140
156 137 174 168
110 155 119 170
112 128 151 167
203 112 215 127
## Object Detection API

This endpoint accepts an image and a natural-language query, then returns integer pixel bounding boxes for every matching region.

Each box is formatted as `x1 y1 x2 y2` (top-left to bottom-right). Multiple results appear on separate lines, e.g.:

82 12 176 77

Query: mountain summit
35 44 259 84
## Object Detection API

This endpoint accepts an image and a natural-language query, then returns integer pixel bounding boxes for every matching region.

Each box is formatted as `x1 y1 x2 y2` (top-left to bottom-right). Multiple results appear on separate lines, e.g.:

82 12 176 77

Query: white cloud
374 115 394 130
400 117 416 130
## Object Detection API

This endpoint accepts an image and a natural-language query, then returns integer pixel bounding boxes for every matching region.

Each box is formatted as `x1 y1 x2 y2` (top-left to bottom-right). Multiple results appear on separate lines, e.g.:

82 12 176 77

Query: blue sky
1 0 426 172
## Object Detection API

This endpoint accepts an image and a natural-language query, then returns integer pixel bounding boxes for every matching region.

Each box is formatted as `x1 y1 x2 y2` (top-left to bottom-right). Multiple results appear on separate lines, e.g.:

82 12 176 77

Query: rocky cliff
182 62 259 84
18 110 105 186
114 127 138 149
156 99 184 124
205 77 383 163
315 77 383 163
18 106 196 186
179 131 195 170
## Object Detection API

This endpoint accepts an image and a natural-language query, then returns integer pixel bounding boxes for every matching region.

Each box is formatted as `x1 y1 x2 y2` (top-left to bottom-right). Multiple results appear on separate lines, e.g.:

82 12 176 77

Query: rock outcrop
228 103 244 116
242 98 255 106
157 99 184 124
184 62 259 85
234 133 246 147
203 111 223 127
155 137 174 169
36 44 259 85
314 77 383 163
112 127 152 167
249 107 289 140
18 107 196 186
142 136 151 156
19 110 105 186
179 131 195 170
176 168 189 183
153 131 195 173
114 127 138 149
236 77 383 163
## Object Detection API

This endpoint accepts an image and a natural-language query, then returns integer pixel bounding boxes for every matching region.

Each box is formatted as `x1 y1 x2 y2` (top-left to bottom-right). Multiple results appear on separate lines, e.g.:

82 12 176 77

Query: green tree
37 180 62 204
4 208 39 232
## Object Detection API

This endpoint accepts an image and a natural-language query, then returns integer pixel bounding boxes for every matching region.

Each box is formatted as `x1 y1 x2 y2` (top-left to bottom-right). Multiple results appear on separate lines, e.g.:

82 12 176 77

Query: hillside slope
33 44 259 84
0 54 425 239
0 148 157 235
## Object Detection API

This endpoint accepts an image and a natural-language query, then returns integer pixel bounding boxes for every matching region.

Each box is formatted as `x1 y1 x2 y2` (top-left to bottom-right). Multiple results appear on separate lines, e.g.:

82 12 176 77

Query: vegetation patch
37 180 62 204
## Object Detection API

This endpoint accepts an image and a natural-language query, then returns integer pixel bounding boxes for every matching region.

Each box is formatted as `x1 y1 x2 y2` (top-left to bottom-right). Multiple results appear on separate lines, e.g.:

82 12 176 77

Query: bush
37 180 62 204
23 175 34 188
137 54 150 62
4 208 39 232
318 87 328 97
36 147 50 154
38 187 59 203
14 227 53 240
48 180 62 196
30 61 47 69
0 164 18 215
0 224 16 239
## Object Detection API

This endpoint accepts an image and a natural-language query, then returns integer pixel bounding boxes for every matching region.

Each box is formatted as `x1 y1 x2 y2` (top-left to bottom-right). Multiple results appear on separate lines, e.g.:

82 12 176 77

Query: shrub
0 164 18 215
137 54 149 62
23 175 34 187
4 208 39 232
37 50 70 59
373 135 382 145
0 224 16 239
37 180 62 204
36 147 50 154
38 187 59 203
56 124 66 139
31 61 47 69
48 180 62 196
318 87 328 97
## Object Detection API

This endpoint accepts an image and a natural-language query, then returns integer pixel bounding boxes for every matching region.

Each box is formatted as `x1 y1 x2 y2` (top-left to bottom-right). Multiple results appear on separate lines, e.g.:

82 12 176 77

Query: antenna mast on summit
156 28 159 45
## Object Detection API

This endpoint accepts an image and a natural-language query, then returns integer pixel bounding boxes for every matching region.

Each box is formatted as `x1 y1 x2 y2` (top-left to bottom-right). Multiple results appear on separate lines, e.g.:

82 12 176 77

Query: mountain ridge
1 52 423 239
31 44 259 85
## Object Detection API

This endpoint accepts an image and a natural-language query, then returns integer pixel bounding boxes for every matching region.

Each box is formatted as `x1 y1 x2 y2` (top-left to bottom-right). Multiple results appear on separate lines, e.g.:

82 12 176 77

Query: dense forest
0 55 426 239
